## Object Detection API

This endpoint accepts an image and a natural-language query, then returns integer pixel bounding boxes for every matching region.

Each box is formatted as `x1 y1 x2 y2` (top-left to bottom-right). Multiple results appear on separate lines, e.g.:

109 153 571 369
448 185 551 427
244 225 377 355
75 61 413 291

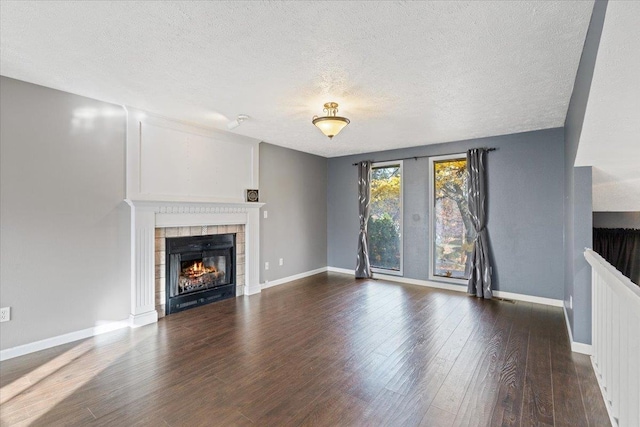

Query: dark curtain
593 228 640 285
355 161 373 278
467 148 493 298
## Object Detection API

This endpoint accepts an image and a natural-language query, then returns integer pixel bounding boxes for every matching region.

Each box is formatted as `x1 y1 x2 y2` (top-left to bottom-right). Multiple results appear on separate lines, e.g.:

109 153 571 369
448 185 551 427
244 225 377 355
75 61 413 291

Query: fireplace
165 233 236 314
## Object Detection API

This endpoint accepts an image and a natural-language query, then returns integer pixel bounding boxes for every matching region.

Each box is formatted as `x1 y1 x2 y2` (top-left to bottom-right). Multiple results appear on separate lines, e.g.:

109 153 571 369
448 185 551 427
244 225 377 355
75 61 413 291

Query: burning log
179 261 224 292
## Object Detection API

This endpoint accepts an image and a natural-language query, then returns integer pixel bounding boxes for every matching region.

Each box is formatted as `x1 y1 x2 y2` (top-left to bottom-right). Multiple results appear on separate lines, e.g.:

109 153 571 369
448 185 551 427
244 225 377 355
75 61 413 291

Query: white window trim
428 153 468 285
370 160 403 277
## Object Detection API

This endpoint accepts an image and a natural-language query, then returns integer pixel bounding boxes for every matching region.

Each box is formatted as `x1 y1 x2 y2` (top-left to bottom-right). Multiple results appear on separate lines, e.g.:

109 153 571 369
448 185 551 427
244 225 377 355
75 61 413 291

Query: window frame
369 160 404 277
428 153 469 285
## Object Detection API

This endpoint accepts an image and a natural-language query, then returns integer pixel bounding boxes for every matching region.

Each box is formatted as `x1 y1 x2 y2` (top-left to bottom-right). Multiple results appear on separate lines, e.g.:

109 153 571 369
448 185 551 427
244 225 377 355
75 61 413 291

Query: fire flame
183 261 217 279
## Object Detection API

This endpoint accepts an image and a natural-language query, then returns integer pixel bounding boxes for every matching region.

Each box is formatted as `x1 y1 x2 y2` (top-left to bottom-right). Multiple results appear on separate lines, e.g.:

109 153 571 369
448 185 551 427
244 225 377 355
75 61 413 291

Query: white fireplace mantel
125 199 264 327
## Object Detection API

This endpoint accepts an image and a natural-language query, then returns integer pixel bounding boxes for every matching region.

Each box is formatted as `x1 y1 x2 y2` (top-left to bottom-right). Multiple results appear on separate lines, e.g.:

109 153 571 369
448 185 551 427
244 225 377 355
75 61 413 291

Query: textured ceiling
575 1 640 212
1 1 593 157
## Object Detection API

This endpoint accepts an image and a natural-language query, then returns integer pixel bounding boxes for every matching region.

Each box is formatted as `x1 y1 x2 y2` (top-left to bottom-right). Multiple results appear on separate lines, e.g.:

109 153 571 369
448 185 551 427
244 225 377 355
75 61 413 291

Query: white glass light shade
312 116 350 139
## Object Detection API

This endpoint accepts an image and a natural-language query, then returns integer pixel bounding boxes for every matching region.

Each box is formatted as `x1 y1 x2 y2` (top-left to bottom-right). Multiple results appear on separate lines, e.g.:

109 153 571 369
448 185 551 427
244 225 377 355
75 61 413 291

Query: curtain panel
355 161 373 279
593 228 640 285
466 148 493 298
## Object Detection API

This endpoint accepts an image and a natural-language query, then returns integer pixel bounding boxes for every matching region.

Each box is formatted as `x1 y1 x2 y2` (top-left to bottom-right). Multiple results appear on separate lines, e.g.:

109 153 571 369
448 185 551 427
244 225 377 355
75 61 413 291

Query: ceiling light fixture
312 102 350 139
227 114 250 130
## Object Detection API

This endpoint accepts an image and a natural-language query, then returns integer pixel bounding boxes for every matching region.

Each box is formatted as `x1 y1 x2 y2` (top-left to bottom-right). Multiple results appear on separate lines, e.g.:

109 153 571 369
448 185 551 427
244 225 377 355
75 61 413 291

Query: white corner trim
262 267 328 290
493 290 563 307
563 305 592 355
0 319 131 361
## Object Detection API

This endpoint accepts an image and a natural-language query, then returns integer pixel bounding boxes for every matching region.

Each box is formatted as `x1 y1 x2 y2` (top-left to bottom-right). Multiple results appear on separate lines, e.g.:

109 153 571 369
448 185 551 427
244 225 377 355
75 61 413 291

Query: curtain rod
351 147 496 166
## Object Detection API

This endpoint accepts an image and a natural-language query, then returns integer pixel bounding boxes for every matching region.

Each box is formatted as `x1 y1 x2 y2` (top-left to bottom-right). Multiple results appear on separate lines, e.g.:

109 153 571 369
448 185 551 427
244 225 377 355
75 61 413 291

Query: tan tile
155 251 165 265
237 276 245 286
155 277 166 292
155 265 166 279
155 292 165 305
236 232 245 243
165 227 179 237
227 225 238 233
236 243 245 253
178 227 191 236
206 225 217 235
155 237 165 252
156 305 165 318
190 226 202 236
155 228 165 238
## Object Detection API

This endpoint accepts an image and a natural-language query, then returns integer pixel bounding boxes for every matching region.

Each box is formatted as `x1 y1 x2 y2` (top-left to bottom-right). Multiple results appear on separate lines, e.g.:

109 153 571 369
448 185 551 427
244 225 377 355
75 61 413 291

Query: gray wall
328 128 566 300
259 143 327 283
0 77 131 350
593 211 640 229
563 0 608 344
572 167 593 343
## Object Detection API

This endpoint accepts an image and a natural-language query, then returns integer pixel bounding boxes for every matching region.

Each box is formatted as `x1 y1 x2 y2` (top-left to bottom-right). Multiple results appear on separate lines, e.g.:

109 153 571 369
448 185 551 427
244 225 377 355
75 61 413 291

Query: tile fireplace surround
154 224 245 317
126 200 263 327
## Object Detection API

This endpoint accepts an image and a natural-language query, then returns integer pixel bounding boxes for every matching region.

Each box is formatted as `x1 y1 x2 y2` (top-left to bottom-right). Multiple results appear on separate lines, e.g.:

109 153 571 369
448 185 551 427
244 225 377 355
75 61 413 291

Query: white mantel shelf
126 199 264 328
126 199 266 209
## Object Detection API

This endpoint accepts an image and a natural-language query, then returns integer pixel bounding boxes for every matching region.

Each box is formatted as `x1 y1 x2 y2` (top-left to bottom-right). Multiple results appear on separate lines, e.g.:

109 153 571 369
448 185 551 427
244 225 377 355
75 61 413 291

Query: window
368 161 403 275
429 154 474 283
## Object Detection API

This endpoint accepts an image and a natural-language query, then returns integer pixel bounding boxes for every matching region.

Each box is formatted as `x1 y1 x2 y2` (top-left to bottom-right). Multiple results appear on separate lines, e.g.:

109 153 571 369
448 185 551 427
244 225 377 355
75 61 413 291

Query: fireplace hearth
166 233 236 314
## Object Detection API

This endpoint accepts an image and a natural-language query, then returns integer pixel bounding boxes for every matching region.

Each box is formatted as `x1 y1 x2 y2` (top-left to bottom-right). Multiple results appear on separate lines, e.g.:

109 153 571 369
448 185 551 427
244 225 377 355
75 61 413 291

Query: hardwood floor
0 272 610 426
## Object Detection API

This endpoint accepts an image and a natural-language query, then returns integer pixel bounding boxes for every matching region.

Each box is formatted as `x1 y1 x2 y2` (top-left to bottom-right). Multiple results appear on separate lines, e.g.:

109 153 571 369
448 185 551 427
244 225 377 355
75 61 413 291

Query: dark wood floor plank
0 272 610 427
572 353 611 427
452 300 517 426
427 299 501 415
521 303 555 426
489 301 532 426
547 306 591 427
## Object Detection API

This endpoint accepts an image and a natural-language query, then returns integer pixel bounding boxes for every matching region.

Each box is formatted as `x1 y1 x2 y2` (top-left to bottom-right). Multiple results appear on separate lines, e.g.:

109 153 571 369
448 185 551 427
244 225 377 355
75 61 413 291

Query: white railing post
585 249 640 427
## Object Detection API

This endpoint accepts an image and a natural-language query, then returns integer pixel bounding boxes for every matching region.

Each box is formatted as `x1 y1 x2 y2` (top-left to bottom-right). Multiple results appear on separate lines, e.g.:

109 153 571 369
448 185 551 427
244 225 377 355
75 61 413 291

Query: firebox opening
179 256 227 294
166 233 236 314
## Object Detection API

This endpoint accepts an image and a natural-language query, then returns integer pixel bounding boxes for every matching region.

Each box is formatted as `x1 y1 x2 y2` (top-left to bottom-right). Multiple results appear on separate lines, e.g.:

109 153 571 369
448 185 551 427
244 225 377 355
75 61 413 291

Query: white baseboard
328 267 564 308
493 290 563 307
0 319 131 361
563 305 592 355
326 266 353 275
373 272 468 293
262 267 328 290
129 310 158 328
245 283 262 295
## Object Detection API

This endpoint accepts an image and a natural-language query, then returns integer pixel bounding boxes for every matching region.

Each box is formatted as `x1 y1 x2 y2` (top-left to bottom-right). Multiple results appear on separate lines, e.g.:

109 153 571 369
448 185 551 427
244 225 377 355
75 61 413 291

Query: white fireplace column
126 200 264 327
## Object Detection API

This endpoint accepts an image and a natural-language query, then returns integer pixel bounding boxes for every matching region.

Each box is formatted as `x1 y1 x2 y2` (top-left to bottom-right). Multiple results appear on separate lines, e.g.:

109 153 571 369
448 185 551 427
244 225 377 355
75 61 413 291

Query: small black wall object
246 189 259 202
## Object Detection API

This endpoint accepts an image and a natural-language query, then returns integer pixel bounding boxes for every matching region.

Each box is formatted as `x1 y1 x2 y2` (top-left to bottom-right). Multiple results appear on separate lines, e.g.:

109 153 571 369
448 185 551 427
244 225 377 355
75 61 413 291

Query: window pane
433 158 474 279
369 165 401 271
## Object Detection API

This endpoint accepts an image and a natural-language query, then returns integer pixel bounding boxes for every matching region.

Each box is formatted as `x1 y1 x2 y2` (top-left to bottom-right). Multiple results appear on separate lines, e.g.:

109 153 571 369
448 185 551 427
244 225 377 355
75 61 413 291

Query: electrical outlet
569 296 573 309
265 261 269 270
279 258 283 266
263 210 268 219
0 307 10 322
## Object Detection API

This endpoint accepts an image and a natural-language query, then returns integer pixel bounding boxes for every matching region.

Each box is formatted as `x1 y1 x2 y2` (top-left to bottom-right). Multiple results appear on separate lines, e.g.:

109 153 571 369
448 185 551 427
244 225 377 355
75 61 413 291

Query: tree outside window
368 163 402 273
433 158 474 279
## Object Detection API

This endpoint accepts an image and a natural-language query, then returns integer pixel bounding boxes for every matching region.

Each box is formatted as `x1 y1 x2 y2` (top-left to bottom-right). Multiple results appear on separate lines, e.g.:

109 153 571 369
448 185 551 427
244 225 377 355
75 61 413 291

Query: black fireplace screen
166 233 236 314
172 252 229 295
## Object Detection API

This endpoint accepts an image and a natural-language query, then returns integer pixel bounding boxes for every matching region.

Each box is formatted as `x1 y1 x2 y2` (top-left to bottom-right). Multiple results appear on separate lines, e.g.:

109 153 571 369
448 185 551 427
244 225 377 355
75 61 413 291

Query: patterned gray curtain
355 161 372 278
467 149 492 298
